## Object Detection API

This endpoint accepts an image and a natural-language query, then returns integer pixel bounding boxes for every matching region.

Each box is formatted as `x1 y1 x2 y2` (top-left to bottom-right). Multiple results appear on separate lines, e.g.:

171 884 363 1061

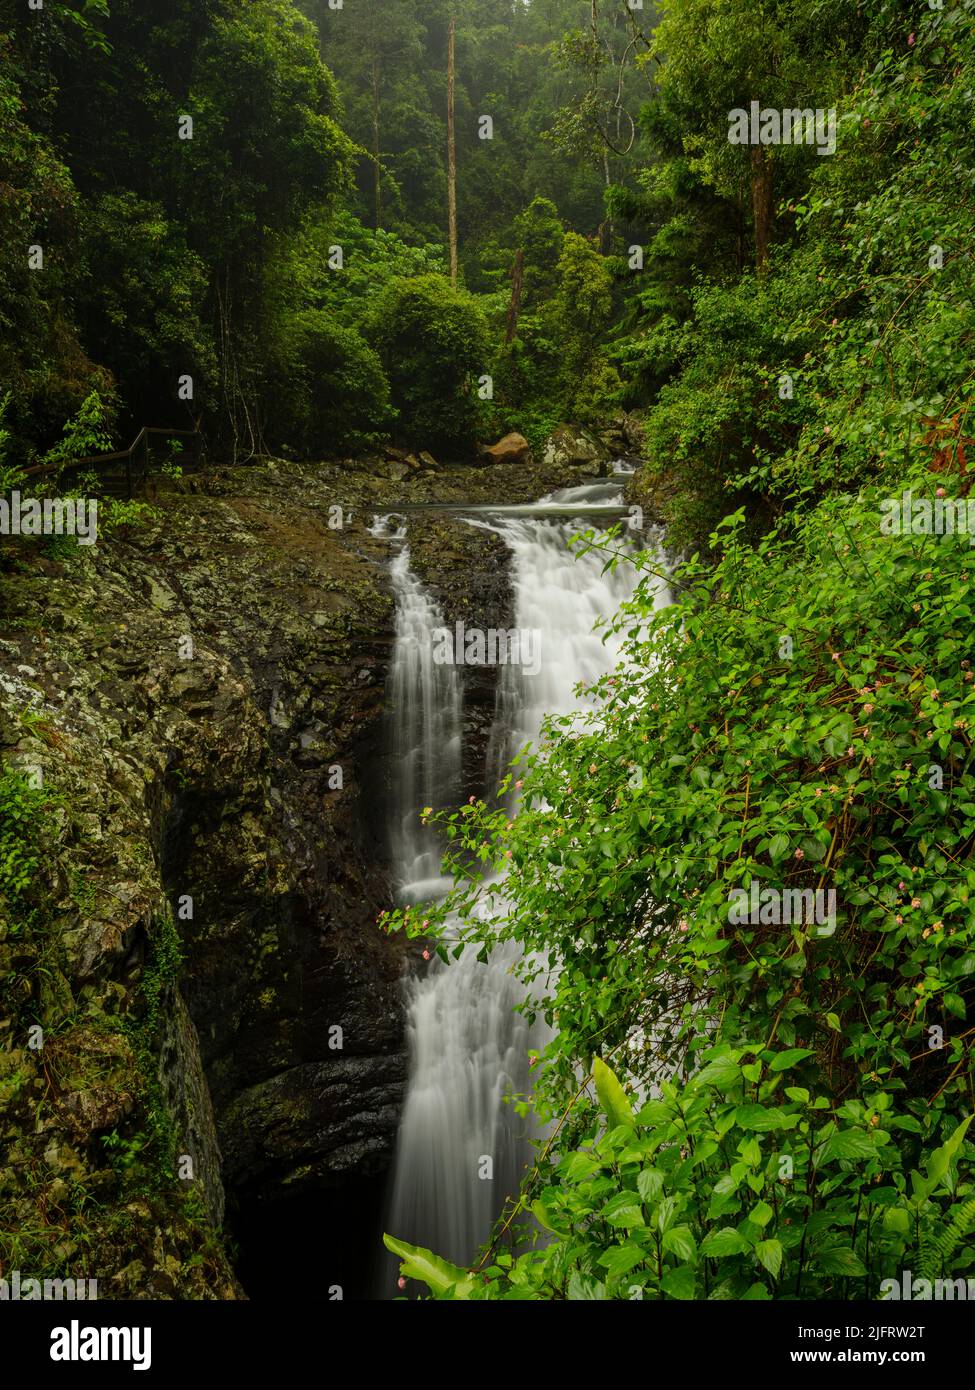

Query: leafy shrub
365 273 488 456
0 768 50 905
266 310 392 455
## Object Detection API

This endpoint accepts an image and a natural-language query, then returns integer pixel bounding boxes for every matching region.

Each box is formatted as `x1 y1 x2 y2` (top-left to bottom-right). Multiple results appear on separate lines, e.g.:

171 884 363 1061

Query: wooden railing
25 426 203 498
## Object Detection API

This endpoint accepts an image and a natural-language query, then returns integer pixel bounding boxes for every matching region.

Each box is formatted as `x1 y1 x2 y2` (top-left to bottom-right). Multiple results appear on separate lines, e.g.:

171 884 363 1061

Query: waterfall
383 484 666 1284
387 545 463 905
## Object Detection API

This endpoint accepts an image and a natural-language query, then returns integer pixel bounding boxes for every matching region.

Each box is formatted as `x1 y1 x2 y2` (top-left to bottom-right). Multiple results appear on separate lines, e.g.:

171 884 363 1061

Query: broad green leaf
882 1208 910 1236
637 1167 665 1203
749 1200 773 1228
598 1243 647 1279
769 1048 815 1072
602 1191 646 1229
701 1227 751 1257
816 1246 867 1277
593 1056 635 1129
662 1225 696 1261
925 1114 973 1189
818 1129 877 1162
567 1272 607 1300
530 1200 567 1236
755 1239 783 1279
660 1264 696 1299
383 1234 473 1298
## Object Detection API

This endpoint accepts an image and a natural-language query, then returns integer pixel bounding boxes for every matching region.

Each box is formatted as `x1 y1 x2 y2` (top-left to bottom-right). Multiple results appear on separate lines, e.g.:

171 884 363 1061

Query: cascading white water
388 545 463 904
384 483 665 1281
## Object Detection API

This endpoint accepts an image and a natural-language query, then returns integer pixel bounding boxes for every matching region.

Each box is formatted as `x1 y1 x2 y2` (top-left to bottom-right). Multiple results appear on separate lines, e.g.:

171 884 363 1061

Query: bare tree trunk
447 16 458 286
505 248 524 344
372 57 382 231
600 144 612 252
750 145 773 274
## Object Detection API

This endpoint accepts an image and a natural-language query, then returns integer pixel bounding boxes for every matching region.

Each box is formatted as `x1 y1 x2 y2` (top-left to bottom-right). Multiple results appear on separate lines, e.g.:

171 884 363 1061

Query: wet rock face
0 459 410 1296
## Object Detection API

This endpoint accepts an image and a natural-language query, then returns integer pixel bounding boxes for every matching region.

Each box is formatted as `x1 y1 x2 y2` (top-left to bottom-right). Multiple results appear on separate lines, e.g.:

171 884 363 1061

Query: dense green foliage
367 273 488 452
1 0 657 464
382 1 975 1300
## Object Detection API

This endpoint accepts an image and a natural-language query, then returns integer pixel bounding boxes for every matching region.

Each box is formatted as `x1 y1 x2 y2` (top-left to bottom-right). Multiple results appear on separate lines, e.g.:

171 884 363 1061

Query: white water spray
384 484 666 1278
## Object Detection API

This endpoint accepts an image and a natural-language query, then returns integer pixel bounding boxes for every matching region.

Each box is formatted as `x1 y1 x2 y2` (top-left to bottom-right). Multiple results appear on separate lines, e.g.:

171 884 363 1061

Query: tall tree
447 14 458 284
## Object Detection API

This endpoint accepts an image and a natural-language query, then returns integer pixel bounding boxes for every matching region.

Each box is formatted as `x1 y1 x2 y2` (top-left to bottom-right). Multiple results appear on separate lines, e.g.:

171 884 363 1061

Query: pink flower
931 689 939 700
794 849 805 861
896 915 904 925
908 32 916 45
936 487 946 498
398 1277 406 1289
422 949 431 961
815 788 823 797
679 918 688 931
468 795 476 804
588 764 598 774
505 848 512 858
514 779 523 789
863 703 874 714
911 898 921 909
529 1055 538 1068
832 652 841 662
898 881 905 891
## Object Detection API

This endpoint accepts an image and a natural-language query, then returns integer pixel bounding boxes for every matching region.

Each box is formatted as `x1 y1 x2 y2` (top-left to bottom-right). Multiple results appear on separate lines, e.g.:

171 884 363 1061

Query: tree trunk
600 144 612 253
372 57 381 231
505 248 524 344
750 145 773 274
447 16 458 286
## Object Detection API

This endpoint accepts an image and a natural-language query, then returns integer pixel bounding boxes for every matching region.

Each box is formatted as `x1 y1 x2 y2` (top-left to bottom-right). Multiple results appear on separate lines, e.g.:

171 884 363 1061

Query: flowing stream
381 479 666 1281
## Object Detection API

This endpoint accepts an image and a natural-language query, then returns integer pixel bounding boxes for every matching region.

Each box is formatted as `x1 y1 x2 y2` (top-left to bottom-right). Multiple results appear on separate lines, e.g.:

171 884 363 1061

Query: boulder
599 411 645 456
481 432 531 466
541 424 611 474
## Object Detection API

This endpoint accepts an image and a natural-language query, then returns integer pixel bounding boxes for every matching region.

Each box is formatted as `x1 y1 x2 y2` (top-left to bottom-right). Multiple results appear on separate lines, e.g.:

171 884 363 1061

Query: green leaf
819 1129 877 1162
755 1239 783 1279
598 1243 647 1279
701 1227 751 1257
567 1272 608 1300
637 1167 665 1203
559 1151 601 1183
882 1208 911 1236
816 1246 866 1277
925 1114 973 1189
662 1225 697 1261
530 1200 567 1236
696 1055 744 1090
593 1056 635 1129
769 1048 815 1071
602 1191 646 1229
383 1234 474 1298
749 1200 774 1228
660 1264 696 1299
